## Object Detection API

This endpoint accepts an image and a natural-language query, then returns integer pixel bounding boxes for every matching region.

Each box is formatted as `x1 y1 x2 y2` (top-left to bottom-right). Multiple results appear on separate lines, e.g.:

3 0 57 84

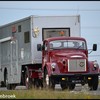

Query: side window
18 25 21 32
24 31 30 43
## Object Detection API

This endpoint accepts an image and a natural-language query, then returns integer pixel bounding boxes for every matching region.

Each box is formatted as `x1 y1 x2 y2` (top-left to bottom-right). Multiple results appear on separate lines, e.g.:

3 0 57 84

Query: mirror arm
88 49 93 54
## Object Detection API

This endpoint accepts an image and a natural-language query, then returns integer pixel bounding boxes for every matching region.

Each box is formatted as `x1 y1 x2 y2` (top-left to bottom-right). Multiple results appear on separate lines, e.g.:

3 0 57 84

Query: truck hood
53 51 86 59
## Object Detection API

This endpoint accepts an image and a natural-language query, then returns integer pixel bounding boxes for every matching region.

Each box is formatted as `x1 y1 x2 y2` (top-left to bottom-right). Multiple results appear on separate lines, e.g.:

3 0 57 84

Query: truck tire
4 69 7 87
43 69 55 90
34 78 40 88
68 83 75 90
4 70 10 89
33 78 43 89
88 75 98 90
4 70 16 90
7 84 16 90
1 81 5 87
25 67 32 89
49 77 55 90
60 82 68 90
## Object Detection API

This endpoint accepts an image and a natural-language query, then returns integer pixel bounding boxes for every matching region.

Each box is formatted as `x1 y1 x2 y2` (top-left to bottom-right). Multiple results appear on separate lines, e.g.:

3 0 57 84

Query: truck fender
45 63 52 77
88 61 99 73
45 63 60 76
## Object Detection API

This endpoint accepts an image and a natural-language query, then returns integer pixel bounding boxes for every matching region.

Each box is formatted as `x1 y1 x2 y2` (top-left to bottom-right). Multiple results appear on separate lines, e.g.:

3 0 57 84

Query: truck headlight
93 60 98 67
93 60 98 70
51 63 56 71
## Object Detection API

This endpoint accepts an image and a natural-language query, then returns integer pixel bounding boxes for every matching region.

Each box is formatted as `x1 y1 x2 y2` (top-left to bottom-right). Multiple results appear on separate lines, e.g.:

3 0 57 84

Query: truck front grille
68 59 86 72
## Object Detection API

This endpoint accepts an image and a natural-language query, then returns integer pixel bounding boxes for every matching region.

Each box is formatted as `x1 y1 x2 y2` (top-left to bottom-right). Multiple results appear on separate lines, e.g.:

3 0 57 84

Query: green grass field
0 80 100 99
0 88 100 99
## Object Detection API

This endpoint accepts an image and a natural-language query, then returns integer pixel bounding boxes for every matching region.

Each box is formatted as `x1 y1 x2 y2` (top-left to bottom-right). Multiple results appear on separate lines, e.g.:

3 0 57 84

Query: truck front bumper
50 73 99 84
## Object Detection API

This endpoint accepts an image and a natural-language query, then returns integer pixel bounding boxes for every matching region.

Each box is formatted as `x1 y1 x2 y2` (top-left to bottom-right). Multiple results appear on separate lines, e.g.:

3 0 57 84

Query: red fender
88 61 99 73
45 63 52 76
45 62 60 76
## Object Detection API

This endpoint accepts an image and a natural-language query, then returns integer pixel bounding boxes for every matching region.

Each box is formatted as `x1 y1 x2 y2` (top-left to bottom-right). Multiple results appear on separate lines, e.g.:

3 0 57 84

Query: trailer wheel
1 81 5 87
25 68 32 89
88 75 98 90
4 69 7 87
4 69 10 89
4 70 16 90
43 69 55 90
6 84 16 90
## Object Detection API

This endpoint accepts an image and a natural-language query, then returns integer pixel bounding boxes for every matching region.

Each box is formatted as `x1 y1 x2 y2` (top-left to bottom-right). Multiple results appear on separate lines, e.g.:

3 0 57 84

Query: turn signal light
62 78 65 80
88 77 92 80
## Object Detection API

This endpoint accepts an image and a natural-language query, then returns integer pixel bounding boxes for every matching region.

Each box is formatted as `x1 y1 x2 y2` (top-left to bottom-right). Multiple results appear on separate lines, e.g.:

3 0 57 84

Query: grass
0 88 100 99
0 80 100 99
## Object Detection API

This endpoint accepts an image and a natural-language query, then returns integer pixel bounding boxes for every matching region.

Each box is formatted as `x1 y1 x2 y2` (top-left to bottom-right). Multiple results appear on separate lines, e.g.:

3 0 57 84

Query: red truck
0 15 99 91
41 36 99 90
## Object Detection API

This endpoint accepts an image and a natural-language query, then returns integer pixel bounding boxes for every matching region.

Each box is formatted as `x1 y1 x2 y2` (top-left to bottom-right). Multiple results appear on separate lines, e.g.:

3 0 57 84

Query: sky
0 1 100 65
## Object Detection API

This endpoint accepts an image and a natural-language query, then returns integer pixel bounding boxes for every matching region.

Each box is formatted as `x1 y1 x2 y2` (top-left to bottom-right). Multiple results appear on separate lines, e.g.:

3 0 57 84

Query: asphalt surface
0 84 100 96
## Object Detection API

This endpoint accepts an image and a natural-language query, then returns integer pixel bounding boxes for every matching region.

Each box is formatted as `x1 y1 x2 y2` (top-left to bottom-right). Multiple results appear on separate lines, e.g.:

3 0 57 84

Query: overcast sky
0 1 100 65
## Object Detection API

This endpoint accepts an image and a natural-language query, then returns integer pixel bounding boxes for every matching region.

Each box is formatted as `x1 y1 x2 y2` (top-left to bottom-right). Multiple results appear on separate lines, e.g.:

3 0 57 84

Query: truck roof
0 15 80 28
44 36 86 42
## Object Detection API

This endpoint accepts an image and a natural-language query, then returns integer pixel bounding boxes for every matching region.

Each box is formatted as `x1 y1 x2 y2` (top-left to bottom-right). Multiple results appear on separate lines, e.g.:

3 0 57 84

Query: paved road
0 84 100 95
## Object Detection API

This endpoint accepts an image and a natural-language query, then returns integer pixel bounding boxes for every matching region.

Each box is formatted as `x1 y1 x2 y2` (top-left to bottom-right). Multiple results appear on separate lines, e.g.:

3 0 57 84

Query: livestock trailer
0 15 81 89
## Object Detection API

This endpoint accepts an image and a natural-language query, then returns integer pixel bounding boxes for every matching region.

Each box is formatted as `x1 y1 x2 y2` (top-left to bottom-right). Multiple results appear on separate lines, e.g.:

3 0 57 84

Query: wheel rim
6 72 8 87
25 75 29 89
46 74 49 86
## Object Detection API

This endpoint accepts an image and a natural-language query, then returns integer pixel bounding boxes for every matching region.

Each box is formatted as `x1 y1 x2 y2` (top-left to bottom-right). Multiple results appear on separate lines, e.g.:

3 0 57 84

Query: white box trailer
0 15 81 89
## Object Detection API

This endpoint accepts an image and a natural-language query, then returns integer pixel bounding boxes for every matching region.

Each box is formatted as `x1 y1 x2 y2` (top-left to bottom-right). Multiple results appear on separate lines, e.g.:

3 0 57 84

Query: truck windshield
49 40 86 50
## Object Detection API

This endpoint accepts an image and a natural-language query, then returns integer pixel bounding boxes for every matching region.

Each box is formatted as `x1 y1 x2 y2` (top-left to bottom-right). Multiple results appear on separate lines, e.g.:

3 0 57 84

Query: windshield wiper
76 45 82 49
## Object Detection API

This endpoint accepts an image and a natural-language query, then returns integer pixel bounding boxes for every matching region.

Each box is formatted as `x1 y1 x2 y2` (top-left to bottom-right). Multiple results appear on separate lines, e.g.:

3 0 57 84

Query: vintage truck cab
42 36 99 90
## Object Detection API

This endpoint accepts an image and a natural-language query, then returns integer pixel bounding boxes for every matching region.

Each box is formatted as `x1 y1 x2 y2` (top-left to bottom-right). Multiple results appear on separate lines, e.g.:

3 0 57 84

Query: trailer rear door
10 39 18 76
0 37 18 76
0 37 12 81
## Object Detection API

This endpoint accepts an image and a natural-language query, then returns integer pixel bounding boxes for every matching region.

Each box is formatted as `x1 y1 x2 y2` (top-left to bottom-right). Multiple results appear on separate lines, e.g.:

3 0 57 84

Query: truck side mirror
37 44 42 51
93 44 97 51
42 45 45 50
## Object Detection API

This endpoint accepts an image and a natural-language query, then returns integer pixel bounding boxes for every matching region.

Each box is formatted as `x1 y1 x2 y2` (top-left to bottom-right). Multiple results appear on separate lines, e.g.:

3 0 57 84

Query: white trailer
0 15 81 89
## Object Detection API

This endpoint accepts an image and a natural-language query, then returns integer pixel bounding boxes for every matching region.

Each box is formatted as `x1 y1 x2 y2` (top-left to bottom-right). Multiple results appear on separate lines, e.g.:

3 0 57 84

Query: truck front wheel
43 69 55 90
60 82 68 90
68 83 75 90
88 75 98 90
